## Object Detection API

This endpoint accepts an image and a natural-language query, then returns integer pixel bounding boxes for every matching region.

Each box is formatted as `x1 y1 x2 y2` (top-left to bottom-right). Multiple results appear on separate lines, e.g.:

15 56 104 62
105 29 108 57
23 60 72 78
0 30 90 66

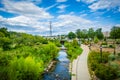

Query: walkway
71 44 90 80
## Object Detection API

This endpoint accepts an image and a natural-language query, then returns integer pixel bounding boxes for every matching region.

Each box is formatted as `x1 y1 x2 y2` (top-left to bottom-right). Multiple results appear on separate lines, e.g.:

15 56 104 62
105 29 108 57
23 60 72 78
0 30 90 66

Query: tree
0 32 5 37
0 27 9 37
0 37 11 50
88 28 95 39
110 26 120 39
82 29 88 39
68 32 76 39
76 29 81 39
95 28 104 40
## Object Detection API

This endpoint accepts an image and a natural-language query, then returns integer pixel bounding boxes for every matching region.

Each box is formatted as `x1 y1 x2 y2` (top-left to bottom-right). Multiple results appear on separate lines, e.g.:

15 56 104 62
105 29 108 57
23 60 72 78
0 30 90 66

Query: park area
0 26 120 80
88 39 120 80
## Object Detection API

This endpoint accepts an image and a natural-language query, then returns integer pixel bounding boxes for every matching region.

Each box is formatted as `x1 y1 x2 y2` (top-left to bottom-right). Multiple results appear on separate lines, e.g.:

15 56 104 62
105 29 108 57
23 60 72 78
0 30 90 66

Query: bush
108 54 116 61
102 42 107 45
118 53 120 56
8 56 44 80
65 41 83 61
116 39 120 44
94 36 99 43
109 44 114 48
95 64 117 80
88 51 118 80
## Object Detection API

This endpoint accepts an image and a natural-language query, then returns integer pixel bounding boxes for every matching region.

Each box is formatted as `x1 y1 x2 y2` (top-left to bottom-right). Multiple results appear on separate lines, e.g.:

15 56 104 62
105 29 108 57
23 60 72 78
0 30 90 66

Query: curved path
71 44 90 80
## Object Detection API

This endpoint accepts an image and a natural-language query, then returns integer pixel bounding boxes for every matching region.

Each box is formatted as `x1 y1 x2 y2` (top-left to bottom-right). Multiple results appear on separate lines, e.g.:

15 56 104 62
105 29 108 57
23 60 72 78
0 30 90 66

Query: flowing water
44 46 71 80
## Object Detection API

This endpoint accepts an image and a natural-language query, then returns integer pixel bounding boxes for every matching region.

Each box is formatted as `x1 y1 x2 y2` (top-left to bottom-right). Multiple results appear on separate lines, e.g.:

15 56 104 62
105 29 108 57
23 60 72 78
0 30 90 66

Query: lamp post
100 45 102 63
89 38 92 50
113 27 116 55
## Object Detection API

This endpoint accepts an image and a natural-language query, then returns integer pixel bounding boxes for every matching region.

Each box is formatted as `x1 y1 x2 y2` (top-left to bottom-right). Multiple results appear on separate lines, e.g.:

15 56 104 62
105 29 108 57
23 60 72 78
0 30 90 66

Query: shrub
116 39 120 44
8 56 44 80
102 42 107 45
95 64 117 80
108 54 116 61
109 44 114 48
88 51 118 80
65 41 83 61
94 36 99 43
118 53 120 56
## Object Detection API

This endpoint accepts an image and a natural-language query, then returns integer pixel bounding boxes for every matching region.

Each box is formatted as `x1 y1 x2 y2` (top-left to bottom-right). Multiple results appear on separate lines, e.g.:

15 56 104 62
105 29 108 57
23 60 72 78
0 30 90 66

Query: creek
44 45 71 80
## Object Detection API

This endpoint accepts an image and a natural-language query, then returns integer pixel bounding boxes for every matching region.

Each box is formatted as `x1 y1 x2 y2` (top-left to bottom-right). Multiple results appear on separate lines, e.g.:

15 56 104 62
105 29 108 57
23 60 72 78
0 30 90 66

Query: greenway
0 26 120 80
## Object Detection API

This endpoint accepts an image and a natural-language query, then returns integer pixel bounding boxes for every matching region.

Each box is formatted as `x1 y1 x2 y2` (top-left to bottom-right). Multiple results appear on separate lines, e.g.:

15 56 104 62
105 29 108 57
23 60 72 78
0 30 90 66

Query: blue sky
0 0 120 36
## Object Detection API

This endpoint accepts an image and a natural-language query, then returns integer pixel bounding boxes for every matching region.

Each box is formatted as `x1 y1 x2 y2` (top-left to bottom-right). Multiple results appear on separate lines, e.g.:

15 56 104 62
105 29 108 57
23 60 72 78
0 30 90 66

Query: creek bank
43 46 71 80
44 60 58 73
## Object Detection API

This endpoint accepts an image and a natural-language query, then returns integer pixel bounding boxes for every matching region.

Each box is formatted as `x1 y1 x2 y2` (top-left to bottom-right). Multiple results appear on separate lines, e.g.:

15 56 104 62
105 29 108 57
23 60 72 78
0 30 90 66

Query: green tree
0 32 5 37
110 26 120 39
82 29 88 39
0 27 9 37
76 29 81 39
0 37 11 50
95 28 104 40
88 28 95 39
68 32 76 39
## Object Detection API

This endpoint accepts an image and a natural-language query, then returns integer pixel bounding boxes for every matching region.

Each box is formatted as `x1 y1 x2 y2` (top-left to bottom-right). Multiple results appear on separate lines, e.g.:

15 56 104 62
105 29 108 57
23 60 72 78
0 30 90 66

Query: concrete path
71 44 90 80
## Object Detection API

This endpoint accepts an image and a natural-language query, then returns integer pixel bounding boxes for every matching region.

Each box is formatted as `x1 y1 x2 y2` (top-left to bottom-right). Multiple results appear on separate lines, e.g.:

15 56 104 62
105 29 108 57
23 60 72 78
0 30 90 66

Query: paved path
71 44 90 80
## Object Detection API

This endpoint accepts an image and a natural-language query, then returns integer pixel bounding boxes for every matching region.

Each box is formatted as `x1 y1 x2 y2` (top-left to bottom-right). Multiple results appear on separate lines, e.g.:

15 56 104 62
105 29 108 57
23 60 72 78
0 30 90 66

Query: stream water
44 46 71 80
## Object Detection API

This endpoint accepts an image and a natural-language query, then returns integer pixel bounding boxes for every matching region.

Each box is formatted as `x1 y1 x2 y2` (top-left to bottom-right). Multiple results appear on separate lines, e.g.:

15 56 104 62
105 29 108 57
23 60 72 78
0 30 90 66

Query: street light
100 45 102 63
113 27 116 55
89 38 92 50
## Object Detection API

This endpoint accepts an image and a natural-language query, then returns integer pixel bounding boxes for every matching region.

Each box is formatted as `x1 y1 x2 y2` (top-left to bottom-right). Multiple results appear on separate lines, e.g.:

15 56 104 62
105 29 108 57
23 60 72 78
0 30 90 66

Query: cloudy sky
0 0 120 36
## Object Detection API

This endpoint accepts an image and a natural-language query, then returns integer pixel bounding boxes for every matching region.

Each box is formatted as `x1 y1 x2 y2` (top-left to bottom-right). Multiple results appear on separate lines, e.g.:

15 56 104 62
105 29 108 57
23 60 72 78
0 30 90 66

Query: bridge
60 47 67 50
60 45 67 50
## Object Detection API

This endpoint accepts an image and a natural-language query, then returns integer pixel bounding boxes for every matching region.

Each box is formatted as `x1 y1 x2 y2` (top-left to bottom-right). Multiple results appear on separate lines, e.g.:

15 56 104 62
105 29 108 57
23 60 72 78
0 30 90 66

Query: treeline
68 28 104 40
0 27 60 80
67 26 120 40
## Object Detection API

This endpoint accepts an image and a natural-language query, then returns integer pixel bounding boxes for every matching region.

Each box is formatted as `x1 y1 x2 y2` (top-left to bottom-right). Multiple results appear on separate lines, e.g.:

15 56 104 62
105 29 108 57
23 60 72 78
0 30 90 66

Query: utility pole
49 21 52 37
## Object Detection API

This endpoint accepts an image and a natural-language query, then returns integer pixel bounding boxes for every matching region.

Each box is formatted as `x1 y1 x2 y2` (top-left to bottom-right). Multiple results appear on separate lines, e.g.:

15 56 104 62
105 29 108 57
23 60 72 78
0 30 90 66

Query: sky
0 0 120 36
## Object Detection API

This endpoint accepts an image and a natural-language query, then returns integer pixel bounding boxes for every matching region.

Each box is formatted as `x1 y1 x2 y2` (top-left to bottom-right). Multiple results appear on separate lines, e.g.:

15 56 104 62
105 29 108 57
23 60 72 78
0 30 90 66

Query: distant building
103 31 110 37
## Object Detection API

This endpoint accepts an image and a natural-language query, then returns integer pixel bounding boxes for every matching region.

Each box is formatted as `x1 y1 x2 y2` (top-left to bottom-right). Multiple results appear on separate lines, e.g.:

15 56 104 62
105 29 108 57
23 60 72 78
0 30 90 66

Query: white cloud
0 16 5 22
57 14 92 24
45 3 59 10
84 0 96 3
76 0 80 2
115 24 120 26
16 0 42 4
57 4 68 13
78 0 96 3
8 29 27 33
89 0 120 11
0 0 53 19
51 14 114 35
52 14 93 34
6 16 34 26
57 4 67 9
0 15 50 34
56 0 67 2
